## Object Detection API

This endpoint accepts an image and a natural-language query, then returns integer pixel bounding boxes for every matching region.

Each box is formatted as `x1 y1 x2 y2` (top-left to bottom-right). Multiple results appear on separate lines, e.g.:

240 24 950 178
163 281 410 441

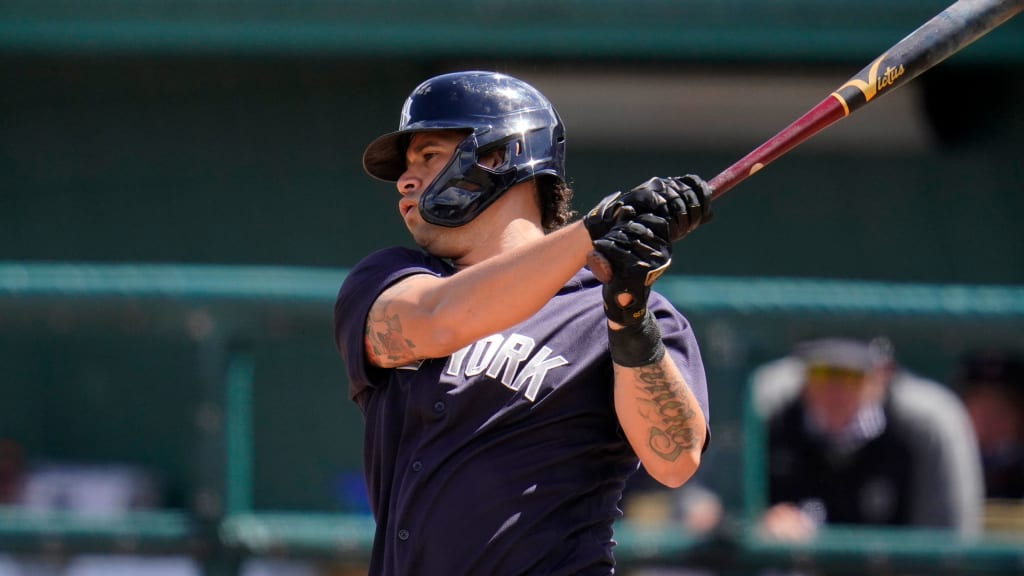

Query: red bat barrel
708 0 1024 200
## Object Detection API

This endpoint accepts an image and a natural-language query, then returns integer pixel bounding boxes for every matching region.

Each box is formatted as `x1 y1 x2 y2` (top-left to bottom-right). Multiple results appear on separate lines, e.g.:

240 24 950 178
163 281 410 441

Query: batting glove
583 174 713 246
592 214 673 327
624 175 714 243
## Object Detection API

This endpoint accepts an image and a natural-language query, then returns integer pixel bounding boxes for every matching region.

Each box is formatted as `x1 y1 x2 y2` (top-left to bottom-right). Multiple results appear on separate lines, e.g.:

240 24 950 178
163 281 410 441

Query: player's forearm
427 221 589 337
371 222 591 365
614 356 706 488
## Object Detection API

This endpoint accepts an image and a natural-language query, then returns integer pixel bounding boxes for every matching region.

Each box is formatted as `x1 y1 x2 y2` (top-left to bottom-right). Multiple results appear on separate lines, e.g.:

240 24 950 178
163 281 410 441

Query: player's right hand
592 214 673 326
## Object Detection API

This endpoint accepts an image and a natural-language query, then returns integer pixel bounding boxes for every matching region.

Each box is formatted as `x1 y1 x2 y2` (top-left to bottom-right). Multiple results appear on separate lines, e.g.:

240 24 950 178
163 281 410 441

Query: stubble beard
410 221 466 261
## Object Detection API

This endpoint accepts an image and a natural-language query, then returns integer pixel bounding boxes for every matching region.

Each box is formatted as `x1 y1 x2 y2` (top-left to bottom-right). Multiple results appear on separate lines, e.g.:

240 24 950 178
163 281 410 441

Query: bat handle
587 250 613 284
707 170 742 201
706 93 850 202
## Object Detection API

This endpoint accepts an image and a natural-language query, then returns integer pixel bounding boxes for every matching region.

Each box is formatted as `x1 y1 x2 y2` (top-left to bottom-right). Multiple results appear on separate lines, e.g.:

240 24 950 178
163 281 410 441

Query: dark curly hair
536 175 577 232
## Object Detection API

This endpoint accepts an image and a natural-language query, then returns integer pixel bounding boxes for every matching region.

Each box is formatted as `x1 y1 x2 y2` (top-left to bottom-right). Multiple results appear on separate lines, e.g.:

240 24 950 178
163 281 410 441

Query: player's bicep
364 273 443 368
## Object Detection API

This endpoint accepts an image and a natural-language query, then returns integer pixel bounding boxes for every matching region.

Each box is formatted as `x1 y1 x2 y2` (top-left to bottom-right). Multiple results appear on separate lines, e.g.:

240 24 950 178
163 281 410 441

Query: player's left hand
583 174 713 250
592 214 673 326
622 175 714 243
582 191 628 242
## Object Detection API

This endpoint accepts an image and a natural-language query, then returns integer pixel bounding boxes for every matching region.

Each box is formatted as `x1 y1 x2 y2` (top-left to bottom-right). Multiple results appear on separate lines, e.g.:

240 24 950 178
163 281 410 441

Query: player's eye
424 148 453 165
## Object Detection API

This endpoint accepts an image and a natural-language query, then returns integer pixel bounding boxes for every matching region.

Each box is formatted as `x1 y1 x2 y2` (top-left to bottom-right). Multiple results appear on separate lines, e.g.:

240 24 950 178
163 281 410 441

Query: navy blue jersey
335 246 709 576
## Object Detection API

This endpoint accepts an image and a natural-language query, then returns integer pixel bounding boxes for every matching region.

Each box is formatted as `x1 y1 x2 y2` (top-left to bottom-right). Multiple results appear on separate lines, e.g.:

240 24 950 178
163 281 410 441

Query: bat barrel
708 0 1024 201
834 0 1024 117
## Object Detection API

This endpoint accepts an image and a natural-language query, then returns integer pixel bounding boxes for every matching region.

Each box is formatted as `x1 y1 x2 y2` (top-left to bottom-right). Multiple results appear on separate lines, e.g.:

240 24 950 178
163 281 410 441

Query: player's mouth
399 198 417 219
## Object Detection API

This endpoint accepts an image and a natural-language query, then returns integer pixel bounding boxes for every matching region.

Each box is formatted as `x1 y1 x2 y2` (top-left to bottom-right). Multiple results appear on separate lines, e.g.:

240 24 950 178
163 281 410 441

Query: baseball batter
334 70 713 575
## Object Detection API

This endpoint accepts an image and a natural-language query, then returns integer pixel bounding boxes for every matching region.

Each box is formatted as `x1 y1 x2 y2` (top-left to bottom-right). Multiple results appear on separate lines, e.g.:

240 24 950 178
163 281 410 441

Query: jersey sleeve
333 247 451 403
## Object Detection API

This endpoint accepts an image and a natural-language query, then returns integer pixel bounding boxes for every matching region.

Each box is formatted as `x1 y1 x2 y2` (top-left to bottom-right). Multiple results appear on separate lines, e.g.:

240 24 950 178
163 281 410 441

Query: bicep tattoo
365 291 418 366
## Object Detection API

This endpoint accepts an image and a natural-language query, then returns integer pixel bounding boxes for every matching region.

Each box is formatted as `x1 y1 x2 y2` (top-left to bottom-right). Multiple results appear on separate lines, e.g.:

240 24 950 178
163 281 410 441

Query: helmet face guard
416 133 520 227
362 71 566 227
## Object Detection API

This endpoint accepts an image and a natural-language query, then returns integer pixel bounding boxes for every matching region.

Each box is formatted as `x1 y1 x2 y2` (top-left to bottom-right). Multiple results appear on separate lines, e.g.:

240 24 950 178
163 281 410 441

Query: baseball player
334 70 713 575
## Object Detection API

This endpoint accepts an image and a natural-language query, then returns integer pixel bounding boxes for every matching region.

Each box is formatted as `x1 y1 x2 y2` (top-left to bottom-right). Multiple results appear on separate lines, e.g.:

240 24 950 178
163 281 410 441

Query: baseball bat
588 0 1023 285
708 0 1023 200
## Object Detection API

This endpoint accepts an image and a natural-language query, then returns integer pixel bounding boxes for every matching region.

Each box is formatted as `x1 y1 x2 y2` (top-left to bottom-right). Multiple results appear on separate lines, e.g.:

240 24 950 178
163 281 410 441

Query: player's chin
409 226 438 250
413 230 460 260
403 213 427 237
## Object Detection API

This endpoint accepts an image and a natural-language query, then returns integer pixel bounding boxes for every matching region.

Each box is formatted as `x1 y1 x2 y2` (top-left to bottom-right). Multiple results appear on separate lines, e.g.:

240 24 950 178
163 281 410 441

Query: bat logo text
876 64 906 92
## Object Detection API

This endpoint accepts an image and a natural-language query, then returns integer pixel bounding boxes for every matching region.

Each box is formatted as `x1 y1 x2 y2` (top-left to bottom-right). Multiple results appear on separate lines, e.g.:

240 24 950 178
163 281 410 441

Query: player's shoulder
346 246 452 283
337 247 452 313
354 246 440 270
647 289 693 327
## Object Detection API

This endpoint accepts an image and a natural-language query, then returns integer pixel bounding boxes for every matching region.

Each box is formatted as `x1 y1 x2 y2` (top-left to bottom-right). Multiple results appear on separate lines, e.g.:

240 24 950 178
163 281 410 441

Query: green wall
3 55 1022 283
1 49 1022 518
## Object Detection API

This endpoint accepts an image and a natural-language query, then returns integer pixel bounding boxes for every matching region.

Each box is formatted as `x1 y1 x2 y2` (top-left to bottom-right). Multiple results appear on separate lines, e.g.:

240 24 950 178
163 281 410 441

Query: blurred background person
954 349 1024 501
750 337 983 542
621 470 724 537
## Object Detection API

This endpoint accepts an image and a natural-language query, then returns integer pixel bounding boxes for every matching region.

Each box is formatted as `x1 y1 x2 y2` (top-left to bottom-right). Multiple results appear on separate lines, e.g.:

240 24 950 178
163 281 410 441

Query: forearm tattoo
365 302 417 364
634 364 702 461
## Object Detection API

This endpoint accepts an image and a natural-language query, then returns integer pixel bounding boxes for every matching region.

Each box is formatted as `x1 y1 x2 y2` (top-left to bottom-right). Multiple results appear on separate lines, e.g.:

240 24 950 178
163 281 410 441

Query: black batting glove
583 186 673 242
583 191 627 242
583 174 713 245
623 175 714 243
592 214 673 327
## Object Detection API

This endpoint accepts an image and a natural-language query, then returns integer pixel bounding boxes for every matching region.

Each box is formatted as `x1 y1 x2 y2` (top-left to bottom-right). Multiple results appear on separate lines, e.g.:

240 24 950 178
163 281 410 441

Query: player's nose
396 170 419 196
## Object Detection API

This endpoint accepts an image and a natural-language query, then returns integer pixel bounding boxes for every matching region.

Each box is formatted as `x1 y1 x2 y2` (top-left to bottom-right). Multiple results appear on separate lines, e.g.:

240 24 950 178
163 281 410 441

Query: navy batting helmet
362 71 567 227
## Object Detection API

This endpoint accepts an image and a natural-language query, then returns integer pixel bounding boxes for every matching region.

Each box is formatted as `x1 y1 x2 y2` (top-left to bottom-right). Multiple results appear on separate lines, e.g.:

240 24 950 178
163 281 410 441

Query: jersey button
411 460 423 472
398 529 410 541
433 401 446 413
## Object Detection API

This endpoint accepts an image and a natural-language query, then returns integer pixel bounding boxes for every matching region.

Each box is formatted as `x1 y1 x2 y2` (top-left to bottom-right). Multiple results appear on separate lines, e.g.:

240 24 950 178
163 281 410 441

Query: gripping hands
583 174 712 366
584 175 713 322
584 174 714 246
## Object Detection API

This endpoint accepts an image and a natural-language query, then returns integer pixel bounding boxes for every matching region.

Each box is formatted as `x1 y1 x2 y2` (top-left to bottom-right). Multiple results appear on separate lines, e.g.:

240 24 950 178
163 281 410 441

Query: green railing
5 262 1023 316
2 261 1023 574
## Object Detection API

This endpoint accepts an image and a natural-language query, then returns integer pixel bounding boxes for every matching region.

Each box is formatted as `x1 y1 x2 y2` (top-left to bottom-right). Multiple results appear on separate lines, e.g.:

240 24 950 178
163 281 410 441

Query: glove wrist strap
608 310 666 367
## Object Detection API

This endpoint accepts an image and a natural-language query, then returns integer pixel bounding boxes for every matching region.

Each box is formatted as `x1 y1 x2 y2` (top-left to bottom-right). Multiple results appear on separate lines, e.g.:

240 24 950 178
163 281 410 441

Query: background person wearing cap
749 337 983 541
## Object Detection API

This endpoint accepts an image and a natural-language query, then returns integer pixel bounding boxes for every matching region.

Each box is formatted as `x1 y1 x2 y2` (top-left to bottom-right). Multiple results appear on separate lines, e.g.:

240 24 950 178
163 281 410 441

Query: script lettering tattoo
634 364 701 462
